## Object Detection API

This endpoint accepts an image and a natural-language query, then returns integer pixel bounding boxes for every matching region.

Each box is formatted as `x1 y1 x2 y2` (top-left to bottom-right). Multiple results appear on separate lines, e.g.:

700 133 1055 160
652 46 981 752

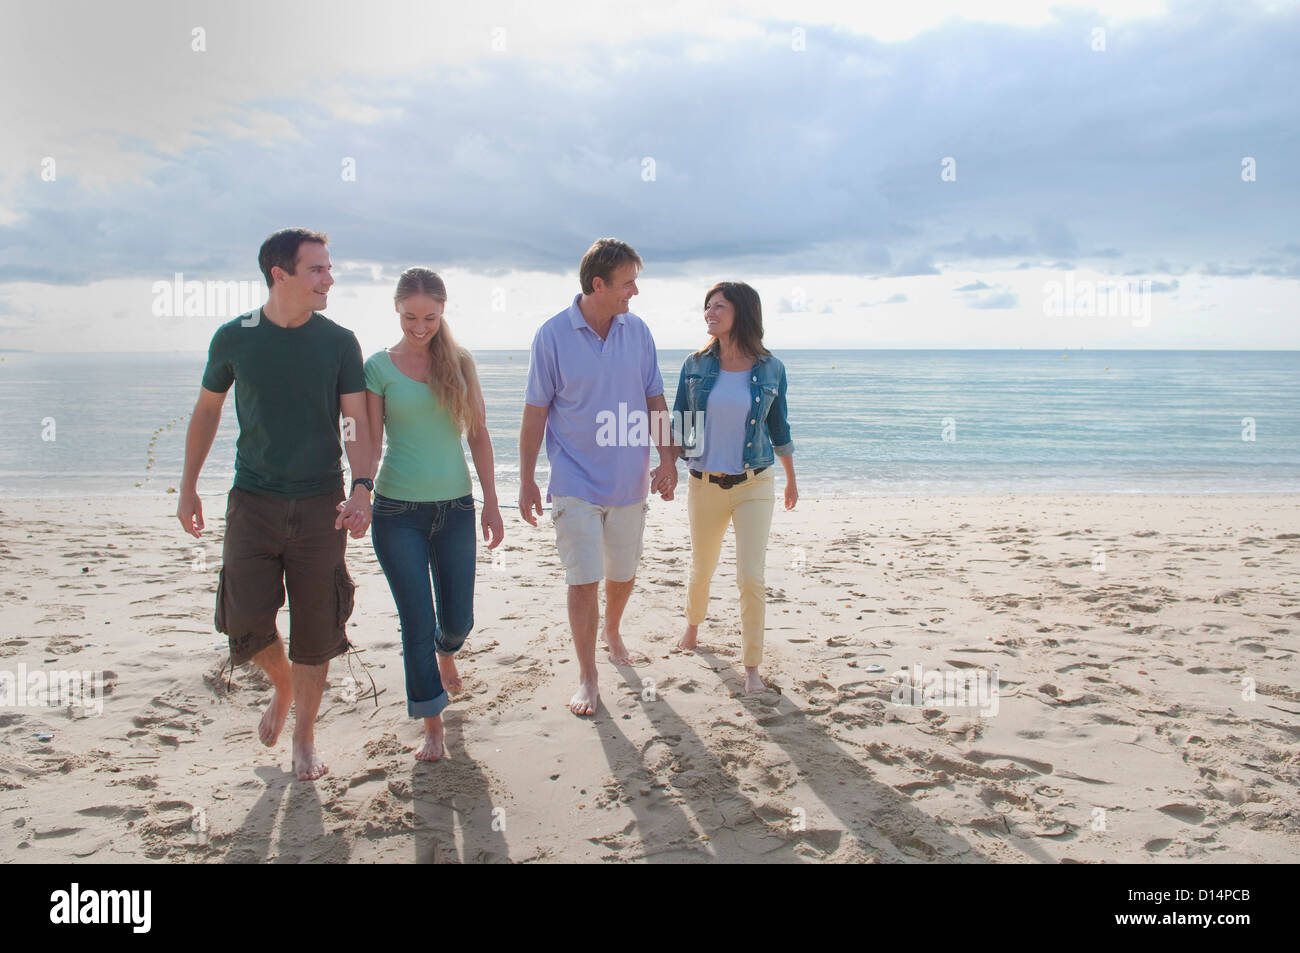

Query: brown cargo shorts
215 485 356 666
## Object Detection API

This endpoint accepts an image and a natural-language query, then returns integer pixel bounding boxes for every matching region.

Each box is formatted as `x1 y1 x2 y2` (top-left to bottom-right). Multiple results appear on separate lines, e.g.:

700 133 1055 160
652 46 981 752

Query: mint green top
363 351 473 503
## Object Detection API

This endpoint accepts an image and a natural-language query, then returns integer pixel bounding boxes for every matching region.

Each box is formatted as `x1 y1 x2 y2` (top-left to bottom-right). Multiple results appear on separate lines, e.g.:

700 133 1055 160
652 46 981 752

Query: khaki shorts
551 496 648 586
215 486 355 666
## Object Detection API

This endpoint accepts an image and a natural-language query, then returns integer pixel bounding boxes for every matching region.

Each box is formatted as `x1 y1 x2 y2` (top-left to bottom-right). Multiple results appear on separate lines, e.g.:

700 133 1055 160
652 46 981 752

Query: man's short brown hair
579 238 643 295
258 227 329 289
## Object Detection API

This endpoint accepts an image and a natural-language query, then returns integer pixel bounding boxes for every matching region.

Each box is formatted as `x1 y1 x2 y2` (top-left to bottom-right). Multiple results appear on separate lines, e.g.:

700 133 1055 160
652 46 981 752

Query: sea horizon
3 349 1297 498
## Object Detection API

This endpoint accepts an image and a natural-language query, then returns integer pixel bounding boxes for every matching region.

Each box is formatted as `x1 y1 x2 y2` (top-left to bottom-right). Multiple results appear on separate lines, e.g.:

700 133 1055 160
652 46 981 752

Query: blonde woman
365 268 503 760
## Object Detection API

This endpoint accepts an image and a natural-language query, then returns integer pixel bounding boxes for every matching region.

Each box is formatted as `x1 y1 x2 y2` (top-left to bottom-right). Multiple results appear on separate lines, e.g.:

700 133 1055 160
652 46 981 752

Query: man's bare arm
339 391 374 484
336 391 373 537
517 403 548 525
176 387 227 538
648 392 680 464
647 392 679 501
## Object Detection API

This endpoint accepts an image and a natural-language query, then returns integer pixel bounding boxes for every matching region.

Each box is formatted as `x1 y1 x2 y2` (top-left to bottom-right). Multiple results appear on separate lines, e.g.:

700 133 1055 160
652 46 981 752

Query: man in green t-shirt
177 228 374 781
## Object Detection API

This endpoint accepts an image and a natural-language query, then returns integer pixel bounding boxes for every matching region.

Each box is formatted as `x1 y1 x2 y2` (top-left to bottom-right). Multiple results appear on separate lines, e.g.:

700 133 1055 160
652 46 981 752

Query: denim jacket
672 347 794 470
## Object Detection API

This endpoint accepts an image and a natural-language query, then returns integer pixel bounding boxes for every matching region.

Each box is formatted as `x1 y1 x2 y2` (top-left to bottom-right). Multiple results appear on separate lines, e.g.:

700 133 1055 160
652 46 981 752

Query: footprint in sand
1157 803 1206 825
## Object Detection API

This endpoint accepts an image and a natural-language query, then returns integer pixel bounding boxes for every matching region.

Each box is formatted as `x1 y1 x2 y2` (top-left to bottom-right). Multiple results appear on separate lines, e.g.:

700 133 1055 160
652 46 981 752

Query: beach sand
0 493 1296 863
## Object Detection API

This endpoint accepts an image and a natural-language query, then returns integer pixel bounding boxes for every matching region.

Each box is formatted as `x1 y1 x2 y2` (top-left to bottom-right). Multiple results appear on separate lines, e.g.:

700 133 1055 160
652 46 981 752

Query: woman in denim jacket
672 281 797 693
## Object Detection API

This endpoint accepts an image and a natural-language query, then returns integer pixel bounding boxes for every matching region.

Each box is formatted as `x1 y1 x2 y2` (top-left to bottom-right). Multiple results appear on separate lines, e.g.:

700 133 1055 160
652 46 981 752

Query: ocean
1 349 1297 497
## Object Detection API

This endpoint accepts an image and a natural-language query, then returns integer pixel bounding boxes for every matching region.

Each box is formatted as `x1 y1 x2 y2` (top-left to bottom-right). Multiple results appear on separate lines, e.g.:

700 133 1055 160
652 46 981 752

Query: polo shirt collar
568 293 626 331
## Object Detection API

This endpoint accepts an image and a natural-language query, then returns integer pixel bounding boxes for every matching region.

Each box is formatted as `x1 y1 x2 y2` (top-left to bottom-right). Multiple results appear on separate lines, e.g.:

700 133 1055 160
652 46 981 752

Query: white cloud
2 0 1298 349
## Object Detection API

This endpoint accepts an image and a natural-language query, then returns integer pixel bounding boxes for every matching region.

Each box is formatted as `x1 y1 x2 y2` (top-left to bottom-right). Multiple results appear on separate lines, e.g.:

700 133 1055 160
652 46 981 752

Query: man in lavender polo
518 238 678 716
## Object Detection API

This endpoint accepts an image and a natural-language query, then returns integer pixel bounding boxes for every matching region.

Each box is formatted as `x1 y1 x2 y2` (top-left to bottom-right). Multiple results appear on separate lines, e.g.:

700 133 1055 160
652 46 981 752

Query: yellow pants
685 467 776 667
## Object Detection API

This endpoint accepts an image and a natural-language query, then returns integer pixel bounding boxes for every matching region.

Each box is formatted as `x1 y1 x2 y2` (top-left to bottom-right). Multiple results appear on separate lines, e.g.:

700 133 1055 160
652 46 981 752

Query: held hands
335 493 372 539
650 459 678 501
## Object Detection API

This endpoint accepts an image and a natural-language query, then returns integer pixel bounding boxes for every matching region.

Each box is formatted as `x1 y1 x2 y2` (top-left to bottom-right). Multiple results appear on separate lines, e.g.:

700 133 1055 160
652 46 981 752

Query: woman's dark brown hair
696 281 771 359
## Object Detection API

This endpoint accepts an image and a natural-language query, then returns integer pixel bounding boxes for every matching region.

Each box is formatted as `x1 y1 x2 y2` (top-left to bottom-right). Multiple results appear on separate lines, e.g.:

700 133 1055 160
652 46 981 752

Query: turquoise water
1 350 1297 496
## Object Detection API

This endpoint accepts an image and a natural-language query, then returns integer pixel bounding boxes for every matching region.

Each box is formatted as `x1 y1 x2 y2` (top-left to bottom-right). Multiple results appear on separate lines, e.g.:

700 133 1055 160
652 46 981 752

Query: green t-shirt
364 350 473 503
201 309 365 498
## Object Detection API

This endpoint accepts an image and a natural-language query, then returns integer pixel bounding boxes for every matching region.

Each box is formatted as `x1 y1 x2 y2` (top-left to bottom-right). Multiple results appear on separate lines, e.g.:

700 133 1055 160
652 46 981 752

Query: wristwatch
351 477 374 494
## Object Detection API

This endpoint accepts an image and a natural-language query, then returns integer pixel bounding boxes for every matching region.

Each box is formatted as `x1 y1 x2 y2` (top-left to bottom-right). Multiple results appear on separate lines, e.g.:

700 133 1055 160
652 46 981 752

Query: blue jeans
370 493 477 719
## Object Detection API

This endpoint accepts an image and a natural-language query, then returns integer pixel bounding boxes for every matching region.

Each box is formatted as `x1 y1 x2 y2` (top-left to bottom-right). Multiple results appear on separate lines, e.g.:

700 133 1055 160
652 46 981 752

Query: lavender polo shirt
525 294 665 506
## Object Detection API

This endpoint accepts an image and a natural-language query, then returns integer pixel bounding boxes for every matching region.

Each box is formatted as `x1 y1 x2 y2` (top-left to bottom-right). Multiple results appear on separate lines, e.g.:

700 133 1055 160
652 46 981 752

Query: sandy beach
0 492 1296 863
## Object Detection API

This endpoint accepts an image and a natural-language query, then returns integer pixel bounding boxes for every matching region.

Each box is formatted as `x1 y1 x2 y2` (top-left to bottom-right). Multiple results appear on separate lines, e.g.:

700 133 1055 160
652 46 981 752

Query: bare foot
258 688 292 747
676 623 699 653
569 678 599 716
437 655 462 693
601 627 632 666
744 667 765 694
292 741 328 780
416 715 445 762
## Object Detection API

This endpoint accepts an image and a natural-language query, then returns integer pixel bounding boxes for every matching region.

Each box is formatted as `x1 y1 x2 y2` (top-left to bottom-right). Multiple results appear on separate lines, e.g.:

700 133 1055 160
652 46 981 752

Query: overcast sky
1 0 1297 353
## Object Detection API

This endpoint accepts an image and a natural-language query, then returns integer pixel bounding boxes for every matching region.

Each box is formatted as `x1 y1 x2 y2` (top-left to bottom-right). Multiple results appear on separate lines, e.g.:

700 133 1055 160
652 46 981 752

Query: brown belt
689 466 767 489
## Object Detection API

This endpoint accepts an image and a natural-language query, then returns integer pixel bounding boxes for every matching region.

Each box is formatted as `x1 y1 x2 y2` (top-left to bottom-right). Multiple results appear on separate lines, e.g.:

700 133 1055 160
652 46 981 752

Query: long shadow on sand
409 710 511 863
221 765 347 863
592 703 746 862
652 650 1001 862
594 659 969 862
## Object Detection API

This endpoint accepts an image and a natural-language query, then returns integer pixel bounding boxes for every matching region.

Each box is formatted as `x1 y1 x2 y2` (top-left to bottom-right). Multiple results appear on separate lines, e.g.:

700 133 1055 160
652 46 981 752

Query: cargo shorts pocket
335 564 356 630
214 567 229 634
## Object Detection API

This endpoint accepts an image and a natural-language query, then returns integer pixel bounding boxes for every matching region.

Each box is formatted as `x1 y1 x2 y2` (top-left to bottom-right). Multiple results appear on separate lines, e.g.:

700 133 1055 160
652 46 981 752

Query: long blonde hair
394 267 484 438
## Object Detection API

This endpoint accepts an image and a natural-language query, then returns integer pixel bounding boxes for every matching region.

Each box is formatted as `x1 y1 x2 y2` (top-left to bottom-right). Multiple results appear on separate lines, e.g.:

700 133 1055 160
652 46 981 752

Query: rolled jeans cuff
408 689 450 720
